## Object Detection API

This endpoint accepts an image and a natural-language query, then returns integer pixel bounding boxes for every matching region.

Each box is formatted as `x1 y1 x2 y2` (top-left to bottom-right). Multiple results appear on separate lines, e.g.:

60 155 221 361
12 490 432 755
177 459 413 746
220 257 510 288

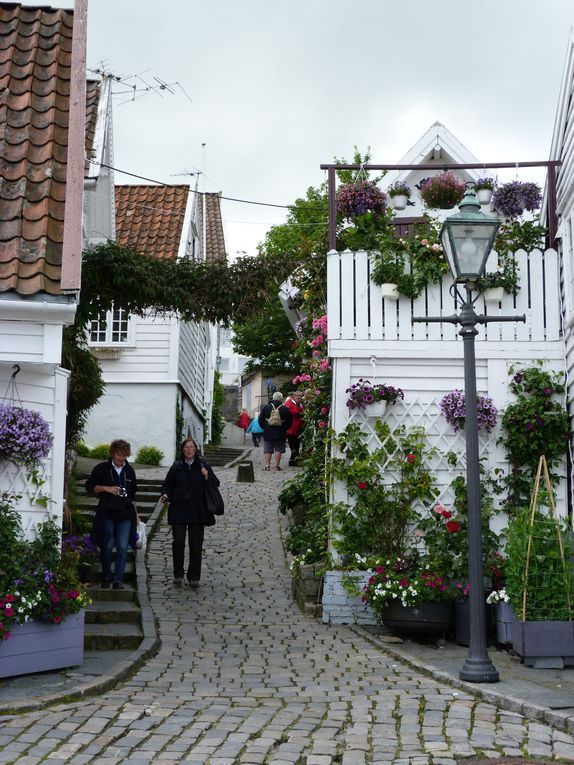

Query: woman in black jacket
160 438 220 588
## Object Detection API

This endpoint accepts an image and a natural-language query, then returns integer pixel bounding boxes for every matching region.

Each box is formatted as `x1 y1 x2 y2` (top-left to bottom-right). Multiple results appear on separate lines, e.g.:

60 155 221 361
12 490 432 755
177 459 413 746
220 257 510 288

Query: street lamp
414 182 525 683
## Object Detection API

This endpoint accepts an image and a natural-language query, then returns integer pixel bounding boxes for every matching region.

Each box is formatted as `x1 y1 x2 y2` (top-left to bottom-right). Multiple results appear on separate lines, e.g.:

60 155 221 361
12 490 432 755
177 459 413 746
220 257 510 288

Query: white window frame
88 307 135 347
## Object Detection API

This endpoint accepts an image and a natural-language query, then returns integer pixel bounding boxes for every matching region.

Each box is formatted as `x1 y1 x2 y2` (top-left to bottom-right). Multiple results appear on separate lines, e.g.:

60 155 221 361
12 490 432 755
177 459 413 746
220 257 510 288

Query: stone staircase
74 470 162 651
202 444 246 467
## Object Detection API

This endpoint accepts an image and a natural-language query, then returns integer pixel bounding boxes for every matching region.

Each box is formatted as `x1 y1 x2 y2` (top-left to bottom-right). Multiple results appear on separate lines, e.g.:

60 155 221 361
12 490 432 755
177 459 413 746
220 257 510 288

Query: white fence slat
427 284 442 341
383 297 398 340
544 249 560 341
529 249 546 342
412 293 426 341
441 280 458 341
355 251 369 339
397 297 412 341
369 280 384 340
515 250 531 342
327 249 341 341
340 250 355 340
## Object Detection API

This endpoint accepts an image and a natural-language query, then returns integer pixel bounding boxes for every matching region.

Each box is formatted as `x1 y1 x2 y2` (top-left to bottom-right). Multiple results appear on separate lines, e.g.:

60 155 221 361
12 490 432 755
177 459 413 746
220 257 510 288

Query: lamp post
414 182 525 683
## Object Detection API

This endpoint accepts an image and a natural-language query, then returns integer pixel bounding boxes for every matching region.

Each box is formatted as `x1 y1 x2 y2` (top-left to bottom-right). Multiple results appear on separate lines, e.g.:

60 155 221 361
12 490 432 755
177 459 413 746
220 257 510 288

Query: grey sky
81 1 573 255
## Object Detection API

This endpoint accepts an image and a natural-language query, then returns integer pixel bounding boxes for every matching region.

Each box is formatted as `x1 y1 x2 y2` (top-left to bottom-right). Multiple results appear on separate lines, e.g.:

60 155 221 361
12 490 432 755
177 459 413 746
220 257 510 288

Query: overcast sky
78 0 574 257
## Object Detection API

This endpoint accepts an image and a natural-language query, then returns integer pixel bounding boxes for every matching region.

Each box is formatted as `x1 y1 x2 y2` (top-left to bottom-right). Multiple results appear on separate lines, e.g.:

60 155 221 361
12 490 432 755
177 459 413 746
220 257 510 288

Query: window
89 308 130 345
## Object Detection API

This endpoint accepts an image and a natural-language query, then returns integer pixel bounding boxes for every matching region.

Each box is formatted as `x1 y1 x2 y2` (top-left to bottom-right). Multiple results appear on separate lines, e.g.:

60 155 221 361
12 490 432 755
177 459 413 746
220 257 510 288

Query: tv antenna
88 64 193 107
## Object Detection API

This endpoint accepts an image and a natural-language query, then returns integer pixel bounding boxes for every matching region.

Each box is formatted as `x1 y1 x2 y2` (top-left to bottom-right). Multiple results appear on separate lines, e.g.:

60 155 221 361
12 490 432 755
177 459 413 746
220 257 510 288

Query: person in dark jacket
86 439 138 590
160 437 220 588
258 391 292 471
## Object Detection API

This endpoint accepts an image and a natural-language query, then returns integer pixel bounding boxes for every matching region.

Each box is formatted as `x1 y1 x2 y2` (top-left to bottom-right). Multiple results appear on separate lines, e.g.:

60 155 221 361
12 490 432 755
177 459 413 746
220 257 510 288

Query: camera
118 486 127 498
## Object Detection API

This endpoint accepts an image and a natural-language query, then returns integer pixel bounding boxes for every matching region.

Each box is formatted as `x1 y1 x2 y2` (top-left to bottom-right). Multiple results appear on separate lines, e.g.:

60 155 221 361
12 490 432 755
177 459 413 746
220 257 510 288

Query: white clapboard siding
97 316 173 378
178 320 209 412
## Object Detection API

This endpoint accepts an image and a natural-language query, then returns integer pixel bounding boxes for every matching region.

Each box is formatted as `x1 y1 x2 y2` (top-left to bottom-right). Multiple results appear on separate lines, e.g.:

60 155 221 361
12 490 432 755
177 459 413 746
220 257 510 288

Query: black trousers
171 523 205 581
287 434 300 465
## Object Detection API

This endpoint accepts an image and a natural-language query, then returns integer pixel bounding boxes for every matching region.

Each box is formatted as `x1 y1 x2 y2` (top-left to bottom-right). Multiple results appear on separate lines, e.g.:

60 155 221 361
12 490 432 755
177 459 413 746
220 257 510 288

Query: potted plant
486 587 513 645
504 459 574 667
387 181 412 211
345 379 404 417
492 181 542 219
419 171 466 210
474 177 497 206
0 494 91 677
0 403 53 468
439 389 498 433
337 180 387 220
362 555 454 636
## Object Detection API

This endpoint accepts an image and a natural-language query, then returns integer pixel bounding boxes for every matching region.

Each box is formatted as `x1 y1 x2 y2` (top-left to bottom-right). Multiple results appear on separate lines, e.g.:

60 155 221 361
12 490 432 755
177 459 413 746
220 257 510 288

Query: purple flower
0 404 53 467
543 387 553 396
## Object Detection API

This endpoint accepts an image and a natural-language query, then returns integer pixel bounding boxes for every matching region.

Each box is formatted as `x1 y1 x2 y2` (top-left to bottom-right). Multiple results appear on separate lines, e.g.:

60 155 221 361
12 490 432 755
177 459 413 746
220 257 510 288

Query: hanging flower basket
387 181 411 211
345 379 404 410
0 404 53 468
475 177 496 206
492 181 542 219
439 390 498 433
336 181 387 220
419 172 466 210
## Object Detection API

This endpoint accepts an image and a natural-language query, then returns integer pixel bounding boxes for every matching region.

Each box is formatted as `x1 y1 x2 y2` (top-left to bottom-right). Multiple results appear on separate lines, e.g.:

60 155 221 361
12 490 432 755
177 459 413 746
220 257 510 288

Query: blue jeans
102 517 131 583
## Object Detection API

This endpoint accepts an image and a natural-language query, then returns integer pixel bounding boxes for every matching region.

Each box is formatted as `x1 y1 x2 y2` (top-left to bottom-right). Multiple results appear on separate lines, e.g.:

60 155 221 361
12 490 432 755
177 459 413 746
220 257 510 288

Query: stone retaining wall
321 570 377 625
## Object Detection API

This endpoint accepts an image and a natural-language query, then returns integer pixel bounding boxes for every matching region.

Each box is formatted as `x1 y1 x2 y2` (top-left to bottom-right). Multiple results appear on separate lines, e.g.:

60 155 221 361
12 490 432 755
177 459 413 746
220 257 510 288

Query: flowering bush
419 172 466 209
337 181 387 219
345 379 404 410
492 181 542 219
362 556 452 614
0 404 53 468
387 181 411 198
439 389 498 433
486 588 510 605
0 494 91 642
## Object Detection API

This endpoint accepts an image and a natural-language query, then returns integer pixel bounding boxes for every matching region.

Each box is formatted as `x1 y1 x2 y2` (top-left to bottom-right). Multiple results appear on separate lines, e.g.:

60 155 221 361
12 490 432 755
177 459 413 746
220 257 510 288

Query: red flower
406 453 416 464
446 521 461 533
441 509 452 519
357 481 367 490
318 421 327 428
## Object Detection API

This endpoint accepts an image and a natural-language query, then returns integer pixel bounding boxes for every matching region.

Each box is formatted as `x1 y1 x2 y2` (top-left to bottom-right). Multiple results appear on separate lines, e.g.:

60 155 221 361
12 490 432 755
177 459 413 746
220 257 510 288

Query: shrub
76 441 90 457
135 445 164 465
89 444 110 460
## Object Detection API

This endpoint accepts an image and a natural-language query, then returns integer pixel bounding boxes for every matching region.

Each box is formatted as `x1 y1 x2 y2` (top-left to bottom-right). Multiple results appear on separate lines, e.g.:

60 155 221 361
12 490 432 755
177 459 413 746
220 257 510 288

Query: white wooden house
82 185 224 464
0 2 87 536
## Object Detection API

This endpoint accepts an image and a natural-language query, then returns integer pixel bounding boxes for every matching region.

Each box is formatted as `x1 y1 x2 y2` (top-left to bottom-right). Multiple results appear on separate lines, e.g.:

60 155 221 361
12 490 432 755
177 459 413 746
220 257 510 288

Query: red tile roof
115 185 189 260
0 3 76 296
197 192 226 262
84 78 100 175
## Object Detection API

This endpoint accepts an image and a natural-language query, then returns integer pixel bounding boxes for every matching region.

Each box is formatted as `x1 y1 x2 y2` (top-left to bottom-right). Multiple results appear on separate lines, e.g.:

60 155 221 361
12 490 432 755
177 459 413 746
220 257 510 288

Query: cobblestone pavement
1 467 574 764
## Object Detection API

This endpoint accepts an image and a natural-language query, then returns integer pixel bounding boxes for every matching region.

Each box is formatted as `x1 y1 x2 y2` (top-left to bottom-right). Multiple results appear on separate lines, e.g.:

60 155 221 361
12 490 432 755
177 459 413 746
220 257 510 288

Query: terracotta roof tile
197 192 226 262
115 184 189 260
84 78 99 174
0 2 75 296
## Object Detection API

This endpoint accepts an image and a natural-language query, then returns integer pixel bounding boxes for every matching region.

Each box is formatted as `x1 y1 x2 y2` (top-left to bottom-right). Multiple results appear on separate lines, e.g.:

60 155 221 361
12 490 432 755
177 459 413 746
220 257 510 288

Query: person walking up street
258 391 292 471
160 438 220 588
284 390 304 466
86 439 138 590
246 414 264 446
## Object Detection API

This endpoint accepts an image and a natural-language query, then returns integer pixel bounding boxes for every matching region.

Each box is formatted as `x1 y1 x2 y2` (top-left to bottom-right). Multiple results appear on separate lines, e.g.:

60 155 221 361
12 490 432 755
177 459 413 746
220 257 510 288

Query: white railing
327 248 560 344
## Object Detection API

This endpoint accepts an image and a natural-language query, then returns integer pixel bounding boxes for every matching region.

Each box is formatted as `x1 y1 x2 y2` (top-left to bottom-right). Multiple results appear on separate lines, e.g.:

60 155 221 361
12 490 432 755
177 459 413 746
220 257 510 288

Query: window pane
90 314 107 343
111 308 129 343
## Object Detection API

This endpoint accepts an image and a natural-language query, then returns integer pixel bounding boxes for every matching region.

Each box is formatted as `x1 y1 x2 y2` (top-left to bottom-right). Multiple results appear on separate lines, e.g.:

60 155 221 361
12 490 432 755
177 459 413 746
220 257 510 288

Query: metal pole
328 167 337 251
458 292 499 683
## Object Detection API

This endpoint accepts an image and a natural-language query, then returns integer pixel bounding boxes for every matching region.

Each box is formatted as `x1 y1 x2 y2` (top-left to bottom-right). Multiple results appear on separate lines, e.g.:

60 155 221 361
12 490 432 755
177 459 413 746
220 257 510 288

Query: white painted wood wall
327 247 568 533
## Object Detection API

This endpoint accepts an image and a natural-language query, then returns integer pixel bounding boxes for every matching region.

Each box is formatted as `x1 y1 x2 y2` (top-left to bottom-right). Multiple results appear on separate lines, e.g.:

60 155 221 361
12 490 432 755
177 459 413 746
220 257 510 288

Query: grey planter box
0 611 85 679
494 602 513 645
512 617 574 668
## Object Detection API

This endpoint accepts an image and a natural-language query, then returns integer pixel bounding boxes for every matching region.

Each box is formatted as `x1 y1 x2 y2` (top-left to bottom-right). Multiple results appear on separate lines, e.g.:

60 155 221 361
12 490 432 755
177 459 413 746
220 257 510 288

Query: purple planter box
0 611 85 679
512 617 574 667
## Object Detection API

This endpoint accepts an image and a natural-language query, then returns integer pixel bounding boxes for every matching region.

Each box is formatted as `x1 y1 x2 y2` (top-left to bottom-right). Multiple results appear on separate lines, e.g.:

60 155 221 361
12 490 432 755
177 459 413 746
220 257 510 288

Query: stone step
86 582 137 601
84 622 143 651
85 599 141 624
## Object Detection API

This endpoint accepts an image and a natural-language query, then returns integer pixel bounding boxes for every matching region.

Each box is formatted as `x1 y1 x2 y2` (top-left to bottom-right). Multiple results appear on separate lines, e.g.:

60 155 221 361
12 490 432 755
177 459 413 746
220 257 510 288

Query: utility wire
97 163 328 212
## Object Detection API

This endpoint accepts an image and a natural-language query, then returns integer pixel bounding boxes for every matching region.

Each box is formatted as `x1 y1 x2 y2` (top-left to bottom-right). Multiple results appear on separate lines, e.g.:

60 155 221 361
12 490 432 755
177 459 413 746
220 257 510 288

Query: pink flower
318 421 327 428
319 359 331 371
420 239 429 246
320 407 328 415
406 453 416 464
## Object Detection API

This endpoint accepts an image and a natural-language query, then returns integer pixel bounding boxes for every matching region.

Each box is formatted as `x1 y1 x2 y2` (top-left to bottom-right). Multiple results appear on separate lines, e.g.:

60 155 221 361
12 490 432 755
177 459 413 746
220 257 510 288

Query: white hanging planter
365 400 387 418
484 286 504 303
381 283 400 300
391 194 408 211
477 188 493 206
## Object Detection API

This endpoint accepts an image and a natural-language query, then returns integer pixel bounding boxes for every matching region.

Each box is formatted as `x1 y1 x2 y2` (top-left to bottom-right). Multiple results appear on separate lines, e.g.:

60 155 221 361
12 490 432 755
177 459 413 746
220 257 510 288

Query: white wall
82 382 177 466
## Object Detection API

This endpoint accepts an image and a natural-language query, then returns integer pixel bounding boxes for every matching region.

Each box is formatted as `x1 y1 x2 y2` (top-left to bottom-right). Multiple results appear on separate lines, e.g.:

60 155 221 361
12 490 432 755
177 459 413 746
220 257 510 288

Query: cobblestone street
1 466 574 764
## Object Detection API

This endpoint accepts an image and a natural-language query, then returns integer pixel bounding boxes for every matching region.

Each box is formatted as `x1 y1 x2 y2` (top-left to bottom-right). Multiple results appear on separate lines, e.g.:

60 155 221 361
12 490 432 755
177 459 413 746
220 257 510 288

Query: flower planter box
0 611 85 679
494 602 513 645
477 189 493 206
512 617 574 668
391 194 408 211
483 286 504 303
380 283 400 300
322 570 377 625
382 600 453 638
366 400 387 418
454 593 492 646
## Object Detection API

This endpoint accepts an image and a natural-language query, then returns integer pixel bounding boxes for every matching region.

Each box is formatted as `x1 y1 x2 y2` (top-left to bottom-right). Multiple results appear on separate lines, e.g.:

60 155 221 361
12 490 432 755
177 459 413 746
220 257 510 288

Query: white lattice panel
0 459 53 537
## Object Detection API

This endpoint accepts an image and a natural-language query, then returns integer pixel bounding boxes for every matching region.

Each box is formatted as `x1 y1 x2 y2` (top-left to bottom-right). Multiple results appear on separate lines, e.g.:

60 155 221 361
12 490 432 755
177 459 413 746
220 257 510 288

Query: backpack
267 404 283 427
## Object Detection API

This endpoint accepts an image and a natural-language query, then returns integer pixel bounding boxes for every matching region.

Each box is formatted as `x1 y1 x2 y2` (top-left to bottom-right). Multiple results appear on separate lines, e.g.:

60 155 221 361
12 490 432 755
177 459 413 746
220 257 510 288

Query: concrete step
86 582 137 601
84 622 143 651
85 599 141 624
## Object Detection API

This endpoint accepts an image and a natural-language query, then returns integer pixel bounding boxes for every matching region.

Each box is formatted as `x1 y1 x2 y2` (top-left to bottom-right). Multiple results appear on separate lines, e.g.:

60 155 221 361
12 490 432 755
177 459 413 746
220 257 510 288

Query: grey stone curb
225 447 253 468
350 624 574 735
0 502 164 716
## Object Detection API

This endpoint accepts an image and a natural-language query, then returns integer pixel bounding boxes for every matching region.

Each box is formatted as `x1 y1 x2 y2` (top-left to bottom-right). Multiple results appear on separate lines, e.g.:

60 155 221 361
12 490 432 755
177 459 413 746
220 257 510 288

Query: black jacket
160 458 220 526
258 402 292 441
85 460 138 550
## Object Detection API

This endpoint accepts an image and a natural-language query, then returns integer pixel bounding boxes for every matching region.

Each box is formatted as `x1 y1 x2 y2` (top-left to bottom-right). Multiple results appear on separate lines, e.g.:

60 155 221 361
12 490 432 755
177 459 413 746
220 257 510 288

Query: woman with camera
86 439 138 590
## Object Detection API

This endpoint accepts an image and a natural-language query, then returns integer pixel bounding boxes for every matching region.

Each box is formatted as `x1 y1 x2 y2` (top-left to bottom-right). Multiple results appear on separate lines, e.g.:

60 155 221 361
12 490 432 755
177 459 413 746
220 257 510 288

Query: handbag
205 481 224 516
